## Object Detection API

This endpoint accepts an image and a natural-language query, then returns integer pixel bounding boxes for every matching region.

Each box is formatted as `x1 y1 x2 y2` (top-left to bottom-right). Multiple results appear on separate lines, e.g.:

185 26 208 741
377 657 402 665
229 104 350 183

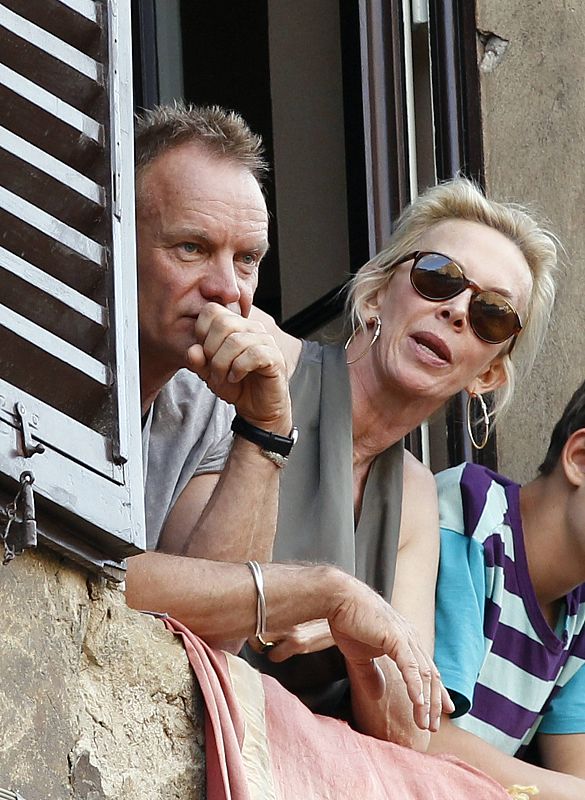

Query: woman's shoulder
403 449 433 482
402 450 436 497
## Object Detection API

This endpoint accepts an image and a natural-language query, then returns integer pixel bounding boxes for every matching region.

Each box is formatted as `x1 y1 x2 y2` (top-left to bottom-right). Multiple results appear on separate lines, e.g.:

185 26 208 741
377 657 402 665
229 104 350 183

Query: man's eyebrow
256 240 270 258
162 226 210 243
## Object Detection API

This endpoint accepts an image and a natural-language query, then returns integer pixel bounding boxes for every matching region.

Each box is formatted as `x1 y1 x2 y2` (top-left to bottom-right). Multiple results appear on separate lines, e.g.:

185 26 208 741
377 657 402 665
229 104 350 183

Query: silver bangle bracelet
246 560 276 652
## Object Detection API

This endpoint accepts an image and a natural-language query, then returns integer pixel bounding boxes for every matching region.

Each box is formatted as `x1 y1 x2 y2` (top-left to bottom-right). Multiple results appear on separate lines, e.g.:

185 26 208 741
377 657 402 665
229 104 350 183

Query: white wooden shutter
0 0 144 572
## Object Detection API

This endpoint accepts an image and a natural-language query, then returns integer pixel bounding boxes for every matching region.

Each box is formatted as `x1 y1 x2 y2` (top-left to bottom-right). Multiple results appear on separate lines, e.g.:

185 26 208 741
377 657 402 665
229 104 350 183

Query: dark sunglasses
395 251 523 346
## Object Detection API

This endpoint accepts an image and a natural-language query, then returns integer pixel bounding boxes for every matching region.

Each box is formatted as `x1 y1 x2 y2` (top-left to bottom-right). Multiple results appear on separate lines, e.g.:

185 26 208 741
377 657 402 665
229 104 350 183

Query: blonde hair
345 177 558 419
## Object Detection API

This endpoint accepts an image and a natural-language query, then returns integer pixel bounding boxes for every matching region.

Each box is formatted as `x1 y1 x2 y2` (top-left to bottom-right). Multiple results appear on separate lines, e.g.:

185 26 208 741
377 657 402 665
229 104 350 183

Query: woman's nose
437 291 472 331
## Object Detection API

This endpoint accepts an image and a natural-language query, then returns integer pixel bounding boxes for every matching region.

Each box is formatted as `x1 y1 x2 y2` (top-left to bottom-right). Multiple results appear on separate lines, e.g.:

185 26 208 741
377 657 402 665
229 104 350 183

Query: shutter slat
0 63 102 142
0 187 104 265
0 127 105 206
55 0 98 24
0 246 106 326
0 5 102 82
0 303 110 386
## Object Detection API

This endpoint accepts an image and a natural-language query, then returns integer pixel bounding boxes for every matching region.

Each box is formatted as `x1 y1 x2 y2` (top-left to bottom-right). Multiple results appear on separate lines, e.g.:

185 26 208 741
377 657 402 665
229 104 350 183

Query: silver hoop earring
466 392 490 450
345 315 382 365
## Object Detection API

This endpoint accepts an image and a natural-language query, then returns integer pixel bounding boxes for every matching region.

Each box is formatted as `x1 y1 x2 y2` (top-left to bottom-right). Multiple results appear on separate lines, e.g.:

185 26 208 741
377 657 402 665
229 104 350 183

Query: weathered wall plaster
0 547 205 800
477 0 585 482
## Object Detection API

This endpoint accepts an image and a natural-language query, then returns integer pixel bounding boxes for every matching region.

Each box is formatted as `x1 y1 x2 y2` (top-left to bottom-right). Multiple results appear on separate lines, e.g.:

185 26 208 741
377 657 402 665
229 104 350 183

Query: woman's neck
348 361 440 466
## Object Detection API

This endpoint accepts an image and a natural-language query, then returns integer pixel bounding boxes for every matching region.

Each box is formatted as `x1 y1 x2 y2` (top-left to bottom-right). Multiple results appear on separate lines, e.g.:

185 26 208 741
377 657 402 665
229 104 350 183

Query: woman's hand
247 619 336 662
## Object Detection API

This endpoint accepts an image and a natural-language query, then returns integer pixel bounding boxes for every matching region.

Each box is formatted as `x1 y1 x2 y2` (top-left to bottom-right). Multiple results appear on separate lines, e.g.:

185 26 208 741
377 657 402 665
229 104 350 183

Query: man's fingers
391 644 427 722
185 343 207 375
198 333 284 387
224 342 285 383
441 683 455 715
410 640 437 731
428 666 446 731
195 303 265 357
391 636 449 731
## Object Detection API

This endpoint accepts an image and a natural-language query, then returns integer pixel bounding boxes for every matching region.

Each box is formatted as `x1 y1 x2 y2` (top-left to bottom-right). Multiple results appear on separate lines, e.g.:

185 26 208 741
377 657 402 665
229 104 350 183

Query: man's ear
465 355 507 397
561 429 585 488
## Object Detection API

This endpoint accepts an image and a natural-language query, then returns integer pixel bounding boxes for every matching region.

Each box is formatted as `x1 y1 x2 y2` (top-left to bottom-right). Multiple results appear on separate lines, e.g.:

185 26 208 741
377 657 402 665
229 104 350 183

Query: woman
245 176 557 749
153 175 556 799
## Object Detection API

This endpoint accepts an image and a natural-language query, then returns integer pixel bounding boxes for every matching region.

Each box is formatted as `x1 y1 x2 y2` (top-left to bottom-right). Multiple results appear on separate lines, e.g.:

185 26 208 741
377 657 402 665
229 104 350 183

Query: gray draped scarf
243 340 404 714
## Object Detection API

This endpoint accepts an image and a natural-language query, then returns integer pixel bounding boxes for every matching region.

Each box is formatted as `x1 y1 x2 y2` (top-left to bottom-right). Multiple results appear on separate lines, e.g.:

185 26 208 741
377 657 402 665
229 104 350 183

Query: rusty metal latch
1 471 38 565
14 402 45 458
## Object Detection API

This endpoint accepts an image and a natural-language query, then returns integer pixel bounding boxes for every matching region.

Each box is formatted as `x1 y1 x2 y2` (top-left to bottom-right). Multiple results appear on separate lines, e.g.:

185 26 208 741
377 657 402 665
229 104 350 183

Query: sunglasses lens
411 254 466 300
469 292 520 344
409 252 521 345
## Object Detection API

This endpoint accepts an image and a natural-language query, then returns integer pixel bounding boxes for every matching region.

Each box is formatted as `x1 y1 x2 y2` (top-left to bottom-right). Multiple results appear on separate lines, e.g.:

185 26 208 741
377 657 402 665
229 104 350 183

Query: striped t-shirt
434 462 585 755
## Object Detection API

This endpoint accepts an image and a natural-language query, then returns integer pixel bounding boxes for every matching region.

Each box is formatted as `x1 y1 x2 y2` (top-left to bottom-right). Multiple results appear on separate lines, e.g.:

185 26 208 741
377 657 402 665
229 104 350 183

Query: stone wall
477 0 585 482
0 547 205 800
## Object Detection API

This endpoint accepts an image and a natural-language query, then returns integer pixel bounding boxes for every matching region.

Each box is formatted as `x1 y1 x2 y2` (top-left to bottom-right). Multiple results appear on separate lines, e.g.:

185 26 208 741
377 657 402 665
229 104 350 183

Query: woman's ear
466 355 507 397
366 287 385 316
561 429 585 488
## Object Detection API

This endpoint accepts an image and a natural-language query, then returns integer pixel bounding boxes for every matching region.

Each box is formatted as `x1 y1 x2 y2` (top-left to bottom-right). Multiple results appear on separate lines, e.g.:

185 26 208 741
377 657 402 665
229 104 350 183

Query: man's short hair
539 380 585 475
134 102 268 185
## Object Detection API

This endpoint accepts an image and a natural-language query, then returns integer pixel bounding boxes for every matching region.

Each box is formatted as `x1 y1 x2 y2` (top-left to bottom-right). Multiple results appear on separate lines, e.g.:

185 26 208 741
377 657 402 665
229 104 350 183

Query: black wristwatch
231 414 298 457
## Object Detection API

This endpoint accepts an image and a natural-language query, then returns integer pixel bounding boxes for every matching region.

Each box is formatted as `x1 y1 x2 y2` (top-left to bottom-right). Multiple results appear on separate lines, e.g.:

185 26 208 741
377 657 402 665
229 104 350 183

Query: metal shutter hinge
1 470 38 565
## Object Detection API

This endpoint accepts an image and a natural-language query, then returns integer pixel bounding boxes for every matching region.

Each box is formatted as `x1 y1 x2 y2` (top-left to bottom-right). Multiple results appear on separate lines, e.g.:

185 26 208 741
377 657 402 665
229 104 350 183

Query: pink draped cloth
163 617 509 800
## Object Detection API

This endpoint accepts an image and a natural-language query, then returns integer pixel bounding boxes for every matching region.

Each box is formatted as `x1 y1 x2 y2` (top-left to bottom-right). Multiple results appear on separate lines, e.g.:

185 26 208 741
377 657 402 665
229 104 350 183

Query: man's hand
186 303 291 432
326 574 453 731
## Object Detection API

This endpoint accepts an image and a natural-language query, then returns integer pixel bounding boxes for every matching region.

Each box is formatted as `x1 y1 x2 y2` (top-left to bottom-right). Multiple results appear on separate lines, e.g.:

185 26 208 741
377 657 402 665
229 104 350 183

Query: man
125 103 445 739
134 104 290 559
429 380 585 798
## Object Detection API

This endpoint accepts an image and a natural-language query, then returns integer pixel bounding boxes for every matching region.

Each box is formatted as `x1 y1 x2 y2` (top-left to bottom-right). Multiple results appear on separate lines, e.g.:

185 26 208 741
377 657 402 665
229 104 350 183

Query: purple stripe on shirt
569 635 585 659
491 622 566 677
567 584 585 616
481 532 507 570
501 555 522 596
460 463 495 539
471 683 537 739
484 597 502 641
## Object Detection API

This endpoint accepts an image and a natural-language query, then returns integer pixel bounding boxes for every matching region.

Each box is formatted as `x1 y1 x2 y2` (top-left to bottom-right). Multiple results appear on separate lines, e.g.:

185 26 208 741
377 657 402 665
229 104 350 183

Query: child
430 380 585 800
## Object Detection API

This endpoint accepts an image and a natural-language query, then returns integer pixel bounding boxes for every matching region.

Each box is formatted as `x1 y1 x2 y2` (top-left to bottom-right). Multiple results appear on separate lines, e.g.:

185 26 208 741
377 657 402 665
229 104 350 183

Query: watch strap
231 414 298 457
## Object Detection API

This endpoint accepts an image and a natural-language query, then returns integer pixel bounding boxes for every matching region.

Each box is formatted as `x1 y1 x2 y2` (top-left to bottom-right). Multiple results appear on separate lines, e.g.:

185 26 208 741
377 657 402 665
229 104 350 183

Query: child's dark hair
539 380 585 475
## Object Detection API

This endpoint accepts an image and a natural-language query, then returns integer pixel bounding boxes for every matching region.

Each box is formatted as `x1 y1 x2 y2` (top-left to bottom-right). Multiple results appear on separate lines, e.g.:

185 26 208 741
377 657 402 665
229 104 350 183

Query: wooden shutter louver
0 0 144 572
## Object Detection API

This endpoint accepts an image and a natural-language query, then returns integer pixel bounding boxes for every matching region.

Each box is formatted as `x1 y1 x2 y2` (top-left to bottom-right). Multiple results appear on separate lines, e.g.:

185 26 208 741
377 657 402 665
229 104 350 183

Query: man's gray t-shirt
142 369 235 550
